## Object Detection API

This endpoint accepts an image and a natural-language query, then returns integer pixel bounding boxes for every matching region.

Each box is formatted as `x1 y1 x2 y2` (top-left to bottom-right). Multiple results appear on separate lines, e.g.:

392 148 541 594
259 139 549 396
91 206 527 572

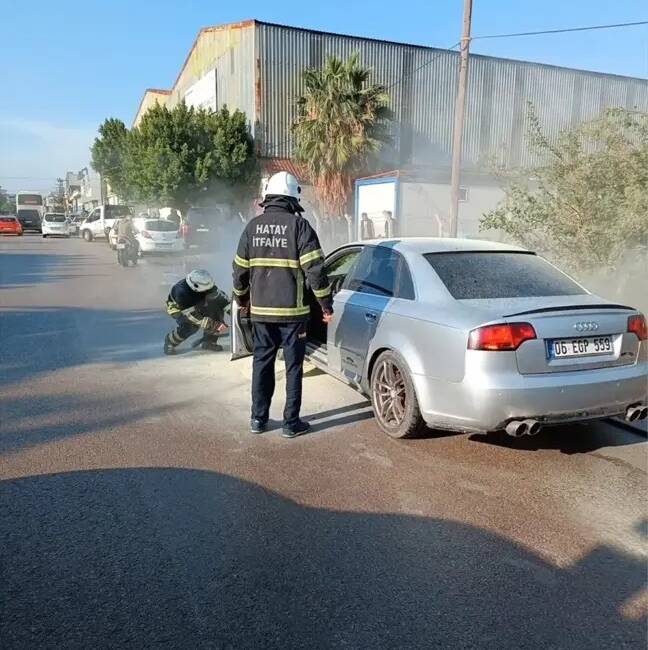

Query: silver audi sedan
232 238 648 439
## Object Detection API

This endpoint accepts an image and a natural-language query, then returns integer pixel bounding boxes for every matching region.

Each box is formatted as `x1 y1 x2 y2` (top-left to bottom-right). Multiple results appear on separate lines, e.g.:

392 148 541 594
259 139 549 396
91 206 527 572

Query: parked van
79 205 133 242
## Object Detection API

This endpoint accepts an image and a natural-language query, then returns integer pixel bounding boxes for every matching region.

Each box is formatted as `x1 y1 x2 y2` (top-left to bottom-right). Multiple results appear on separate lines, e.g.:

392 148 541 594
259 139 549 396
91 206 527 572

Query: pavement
0 234 646 649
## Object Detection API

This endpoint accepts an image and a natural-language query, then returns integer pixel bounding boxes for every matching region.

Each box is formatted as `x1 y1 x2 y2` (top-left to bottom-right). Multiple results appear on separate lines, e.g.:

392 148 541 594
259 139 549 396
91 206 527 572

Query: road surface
1 234 646 649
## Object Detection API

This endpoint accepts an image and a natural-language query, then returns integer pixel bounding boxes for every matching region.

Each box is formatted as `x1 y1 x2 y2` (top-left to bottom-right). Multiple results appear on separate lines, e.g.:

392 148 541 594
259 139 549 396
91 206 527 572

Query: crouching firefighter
233 171 333 438
164 269 229 355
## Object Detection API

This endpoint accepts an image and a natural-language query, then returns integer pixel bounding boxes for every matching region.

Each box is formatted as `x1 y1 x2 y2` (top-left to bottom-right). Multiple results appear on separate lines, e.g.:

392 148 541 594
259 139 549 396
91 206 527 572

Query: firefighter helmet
186 269 215 292
263 171 301 201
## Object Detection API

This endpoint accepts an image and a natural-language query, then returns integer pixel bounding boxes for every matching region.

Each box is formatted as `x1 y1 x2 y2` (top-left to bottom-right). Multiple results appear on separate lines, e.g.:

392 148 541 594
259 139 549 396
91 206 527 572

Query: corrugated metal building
133 20 648 236
134 19 648 170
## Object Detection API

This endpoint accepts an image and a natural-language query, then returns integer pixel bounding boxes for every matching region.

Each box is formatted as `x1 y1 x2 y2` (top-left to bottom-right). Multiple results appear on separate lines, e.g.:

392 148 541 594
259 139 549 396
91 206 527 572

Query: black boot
201 336 222 352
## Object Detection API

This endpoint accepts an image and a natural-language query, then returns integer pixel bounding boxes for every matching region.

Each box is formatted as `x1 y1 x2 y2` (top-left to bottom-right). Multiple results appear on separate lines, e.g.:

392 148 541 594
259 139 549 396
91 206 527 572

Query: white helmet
263 171 301 201
186 269 215 292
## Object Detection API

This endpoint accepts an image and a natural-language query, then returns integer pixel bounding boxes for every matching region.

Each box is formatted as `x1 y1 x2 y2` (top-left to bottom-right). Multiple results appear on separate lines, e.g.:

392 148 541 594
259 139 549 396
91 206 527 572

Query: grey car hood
457 293 634 322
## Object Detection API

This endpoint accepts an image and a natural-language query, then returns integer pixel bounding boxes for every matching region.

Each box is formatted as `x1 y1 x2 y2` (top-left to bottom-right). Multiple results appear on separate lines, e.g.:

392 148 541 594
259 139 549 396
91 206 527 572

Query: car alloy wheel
373 360 407 427
370 350 426 439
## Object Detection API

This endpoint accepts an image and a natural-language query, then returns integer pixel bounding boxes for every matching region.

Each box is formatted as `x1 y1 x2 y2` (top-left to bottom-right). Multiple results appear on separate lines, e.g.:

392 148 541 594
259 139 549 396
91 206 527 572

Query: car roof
357 237 529 255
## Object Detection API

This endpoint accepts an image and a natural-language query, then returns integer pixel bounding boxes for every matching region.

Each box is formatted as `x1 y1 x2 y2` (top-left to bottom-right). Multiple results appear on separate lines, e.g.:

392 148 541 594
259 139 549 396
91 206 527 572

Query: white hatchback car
41 213 70 238
136 219 183 254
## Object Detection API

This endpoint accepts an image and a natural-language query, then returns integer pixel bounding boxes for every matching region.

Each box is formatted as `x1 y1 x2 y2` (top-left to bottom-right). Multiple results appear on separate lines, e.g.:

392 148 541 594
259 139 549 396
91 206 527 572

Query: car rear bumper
413 358 648 432
139 240 183 252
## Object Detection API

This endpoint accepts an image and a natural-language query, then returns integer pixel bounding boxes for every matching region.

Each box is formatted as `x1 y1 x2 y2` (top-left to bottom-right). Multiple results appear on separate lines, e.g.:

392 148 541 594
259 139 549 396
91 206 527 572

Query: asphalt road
1 234 646 649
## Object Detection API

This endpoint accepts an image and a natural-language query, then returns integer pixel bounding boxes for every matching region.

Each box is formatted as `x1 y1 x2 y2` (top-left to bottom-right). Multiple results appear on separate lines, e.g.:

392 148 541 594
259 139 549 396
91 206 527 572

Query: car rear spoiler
504 303 635 317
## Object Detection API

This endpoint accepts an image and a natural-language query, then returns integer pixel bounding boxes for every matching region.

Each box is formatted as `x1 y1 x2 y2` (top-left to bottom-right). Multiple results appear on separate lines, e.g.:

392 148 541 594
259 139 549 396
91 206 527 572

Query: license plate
549 336 614 358
196 228 210 232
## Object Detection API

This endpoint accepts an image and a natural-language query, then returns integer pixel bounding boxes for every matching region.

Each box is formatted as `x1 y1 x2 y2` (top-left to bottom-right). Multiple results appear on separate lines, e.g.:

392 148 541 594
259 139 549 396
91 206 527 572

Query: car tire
42 234 47 238
370 350 426 439
83 230 93 242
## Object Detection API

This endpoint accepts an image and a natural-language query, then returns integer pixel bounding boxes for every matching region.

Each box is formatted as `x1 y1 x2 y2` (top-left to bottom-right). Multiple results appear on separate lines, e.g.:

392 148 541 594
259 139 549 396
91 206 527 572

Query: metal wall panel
167 23 256 129
256 22 648 169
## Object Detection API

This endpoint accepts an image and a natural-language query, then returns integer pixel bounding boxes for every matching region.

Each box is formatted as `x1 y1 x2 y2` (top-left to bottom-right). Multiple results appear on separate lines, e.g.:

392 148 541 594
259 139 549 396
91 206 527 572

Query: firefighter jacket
166 279 228 327
232 197 332 323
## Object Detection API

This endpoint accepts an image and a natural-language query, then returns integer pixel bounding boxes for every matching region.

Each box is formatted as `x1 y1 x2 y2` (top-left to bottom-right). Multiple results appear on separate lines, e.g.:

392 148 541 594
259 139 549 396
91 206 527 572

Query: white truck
79 205 133 242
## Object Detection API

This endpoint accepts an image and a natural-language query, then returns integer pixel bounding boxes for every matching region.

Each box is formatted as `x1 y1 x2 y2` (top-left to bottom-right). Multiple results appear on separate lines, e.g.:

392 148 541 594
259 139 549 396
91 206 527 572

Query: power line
472 20 648 41
385 41 460 90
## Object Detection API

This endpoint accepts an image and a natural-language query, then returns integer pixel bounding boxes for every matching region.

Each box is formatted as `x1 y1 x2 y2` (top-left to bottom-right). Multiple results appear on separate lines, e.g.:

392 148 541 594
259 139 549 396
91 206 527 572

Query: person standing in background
360 212 375 240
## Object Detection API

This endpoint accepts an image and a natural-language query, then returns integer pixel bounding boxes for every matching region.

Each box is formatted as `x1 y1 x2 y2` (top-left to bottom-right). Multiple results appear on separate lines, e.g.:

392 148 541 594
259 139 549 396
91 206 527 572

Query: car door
86 208 100 234
333 246 409 383
230 247 364 362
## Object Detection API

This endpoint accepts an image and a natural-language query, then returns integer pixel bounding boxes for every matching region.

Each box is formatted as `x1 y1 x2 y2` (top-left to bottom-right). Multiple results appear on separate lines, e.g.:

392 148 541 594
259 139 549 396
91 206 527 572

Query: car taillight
627 314 648 341
468 322 537 351
180 223 189 237
140 230 152 239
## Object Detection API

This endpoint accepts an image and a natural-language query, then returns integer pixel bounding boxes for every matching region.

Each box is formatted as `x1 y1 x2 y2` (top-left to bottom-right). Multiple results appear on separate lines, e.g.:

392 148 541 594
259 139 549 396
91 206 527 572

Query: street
1 234 646 649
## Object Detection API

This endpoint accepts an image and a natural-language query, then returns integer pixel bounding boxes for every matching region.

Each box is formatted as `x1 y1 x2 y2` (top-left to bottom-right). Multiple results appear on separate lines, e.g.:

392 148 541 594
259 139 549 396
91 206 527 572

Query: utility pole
449 0 473 238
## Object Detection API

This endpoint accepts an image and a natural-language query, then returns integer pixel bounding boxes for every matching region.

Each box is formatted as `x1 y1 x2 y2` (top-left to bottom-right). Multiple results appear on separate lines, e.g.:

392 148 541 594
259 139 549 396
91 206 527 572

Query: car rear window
145 220 178 232
424 252 585 299
45 214 67 223
0 217 17 222
186 209 220 225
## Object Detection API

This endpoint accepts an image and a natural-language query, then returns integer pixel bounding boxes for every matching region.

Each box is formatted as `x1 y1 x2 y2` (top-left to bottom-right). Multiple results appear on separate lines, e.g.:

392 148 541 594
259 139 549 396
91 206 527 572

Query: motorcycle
116 237 138 267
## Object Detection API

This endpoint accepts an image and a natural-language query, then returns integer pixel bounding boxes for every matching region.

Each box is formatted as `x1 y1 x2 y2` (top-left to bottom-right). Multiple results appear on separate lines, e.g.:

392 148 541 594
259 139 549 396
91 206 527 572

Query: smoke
574 248 648 315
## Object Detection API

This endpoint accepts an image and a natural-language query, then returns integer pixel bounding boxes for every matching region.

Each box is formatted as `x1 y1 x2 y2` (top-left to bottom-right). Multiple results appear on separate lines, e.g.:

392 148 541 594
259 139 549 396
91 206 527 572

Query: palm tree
293 52 391 217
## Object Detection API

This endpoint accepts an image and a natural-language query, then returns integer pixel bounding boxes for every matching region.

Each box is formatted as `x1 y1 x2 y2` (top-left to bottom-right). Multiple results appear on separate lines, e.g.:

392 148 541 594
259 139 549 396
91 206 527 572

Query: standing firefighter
164 269 229 355
233 172 333 438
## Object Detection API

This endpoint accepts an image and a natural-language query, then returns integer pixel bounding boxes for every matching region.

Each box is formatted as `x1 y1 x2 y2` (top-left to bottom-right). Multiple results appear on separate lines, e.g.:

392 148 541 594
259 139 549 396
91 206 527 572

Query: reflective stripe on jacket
232 198 332 323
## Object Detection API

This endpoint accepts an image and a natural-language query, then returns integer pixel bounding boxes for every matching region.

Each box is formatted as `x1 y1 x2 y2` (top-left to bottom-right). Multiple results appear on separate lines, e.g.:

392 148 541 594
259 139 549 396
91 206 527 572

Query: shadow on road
0 253 98 290
469 422 645 454
0 306 169 387
0 392 197 455
0 468 645 649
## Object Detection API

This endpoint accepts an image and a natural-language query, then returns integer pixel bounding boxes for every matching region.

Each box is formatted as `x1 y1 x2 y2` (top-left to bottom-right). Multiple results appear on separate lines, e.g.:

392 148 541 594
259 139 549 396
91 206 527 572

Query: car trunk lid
460 296 639 374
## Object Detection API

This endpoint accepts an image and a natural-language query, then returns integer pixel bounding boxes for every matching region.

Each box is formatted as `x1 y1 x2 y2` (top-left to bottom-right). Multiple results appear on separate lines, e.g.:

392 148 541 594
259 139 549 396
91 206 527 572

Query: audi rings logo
574 321 599 332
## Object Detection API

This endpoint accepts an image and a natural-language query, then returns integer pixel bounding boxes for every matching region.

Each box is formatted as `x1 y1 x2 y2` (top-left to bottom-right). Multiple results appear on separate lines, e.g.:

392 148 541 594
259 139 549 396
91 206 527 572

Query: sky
1 0 646 193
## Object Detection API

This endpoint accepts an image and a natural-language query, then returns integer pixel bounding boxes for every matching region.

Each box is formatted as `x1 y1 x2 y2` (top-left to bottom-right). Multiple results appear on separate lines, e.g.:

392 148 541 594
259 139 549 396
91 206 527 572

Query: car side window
345 247 415 300
398 258 415 300
325 249 362 295
345 247 397 297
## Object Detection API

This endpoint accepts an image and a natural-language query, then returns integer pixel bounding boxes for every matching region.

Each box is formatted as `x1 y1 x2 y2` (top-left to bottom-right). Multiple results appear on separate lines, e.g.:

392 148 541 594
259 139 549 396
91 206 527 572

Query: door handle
365 312 377 322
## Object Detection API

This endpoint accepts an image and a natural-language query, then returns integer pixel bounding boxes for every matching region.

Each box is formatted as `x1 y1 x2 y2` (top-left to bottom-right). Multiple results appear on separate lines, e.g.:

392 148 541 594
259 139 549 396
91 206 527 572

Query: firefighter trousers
251 321 307 427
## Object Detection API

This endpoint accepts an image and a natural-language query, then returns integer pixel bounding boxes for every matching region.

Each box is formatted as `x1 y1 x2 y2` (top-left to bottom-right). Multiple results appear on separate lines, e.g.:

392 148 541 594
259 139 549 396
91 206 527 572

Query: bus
16 191 45 231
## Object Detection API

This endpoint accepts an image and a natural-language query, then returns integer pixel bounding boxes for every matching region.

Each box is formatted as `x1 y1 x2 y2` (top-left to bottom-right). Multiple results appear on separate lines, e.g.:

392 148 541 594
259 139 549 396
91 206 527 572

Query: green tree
0 187 14 214
293 52 391 216
480 106 648 273
91 118 131 199
125 102 257 211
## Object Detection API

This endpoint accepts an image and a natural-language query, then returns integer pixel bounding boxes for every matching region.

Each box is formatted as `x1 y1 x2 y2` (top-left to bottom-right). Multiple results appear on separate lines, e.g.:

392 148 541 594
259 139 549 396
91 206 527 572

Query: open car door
230 299 254 360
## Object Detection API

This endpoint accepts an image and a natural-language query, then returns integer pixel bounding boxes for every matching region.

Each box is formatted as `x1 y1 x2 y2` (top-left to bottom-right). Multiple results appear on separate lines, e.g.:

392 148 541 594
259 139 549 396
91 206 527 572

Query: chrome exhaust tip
505 420 527 438
626 406 643 422
523 419 542 436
